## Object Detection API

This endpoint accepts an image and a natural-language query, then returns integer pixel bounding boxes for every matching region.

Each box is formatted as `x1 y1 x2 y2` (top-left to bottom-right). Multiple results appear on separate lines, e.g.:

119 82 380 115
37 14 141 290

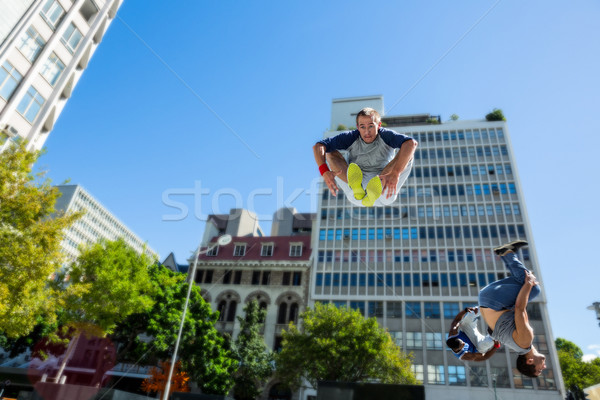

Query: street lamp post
162 234 232 400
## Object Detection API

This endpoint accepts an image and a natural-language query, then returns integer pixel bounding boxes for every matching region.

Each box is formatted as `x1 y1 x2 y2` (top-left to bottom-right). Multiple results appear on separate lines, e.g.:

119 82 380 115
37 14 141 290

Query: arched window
217 300 227 321
288 303 299 324
226 301 237 322
277 303 288 324
259 301 268 323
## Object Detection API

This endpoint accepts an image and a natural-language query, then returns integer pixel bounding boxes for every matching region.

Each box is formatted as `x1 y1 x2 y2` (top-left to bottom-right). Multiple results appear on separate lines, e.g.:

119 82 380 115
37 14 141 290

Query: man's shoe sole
347 163 365 200
493 240 528 256
362 176 383 207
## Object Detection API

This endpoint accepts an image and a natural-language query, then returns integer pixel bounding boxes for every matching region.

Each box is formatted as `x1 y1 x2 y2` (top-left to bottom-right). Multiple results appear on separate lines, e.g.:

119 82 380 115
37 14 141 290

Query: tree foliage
275 303 416 390
485 108 506 121
0 142 81 338
110 263 237 395
231 300 274 400
58 238 155 335
556 338 600 396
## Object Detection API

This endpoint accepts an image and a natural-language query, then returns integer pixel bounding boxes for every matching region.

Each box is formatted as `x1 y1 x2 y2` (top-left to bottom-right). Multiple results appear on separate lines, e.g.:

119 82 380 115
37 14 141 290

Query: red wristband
494 343 501 349
319 163 330 176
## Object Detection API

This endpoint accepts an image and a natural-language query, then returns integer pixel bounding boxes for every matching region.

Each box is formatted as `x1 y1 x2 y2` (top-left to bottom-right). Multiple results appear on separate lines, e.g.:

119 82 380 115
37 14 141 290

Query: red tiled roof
198 235 311 262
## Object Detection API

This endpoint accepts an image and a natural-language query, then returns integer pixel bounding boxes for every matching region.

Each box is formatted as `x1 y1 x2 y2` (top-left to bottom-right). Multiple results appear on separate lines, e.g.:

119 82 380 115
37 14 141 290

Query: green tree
110 263 237 395
231 300 274 400
59 238 155 334
336 124 348 131
485 108 506 121
275 303 416 390
556 338 600 397
52 239 156 381
450 114 459 121
0 142 81 338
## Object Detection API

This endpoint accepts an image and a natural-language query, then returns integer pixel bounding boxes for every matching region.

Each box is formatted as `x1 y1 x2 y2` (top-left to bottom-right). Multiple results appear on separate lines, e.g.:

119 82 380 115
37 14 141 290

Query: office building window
448 365 466 386
16 86 45 123
537 369 556 390
412 365 424 381
0 61 22 100
350 301 365 315
368 301 383 318
470 366 488 387
426 332 443 349
40 0 65 29
406 302 421 318
443 302 460 319
389 331 402 347
18 27 46 62
61 23 83 54
405 332 422 349
513 369 534 389
315 273 323 286
386 301 402 318
427 365 445 385
490 367 511 388
424 302 440 318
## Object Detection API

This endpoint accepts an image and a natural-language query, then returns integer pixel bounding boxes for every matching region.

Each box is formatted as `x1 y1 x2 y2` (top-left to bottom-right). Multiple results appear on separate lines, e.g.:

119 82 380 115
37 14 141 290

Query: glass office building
310 96 564 399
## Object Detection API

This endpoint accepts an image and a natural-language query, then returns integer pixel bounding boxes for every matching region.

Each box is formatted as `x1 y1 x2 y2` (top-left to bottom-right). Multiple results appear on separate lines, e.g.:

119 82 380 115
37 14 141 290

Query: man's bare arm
462 345 498 362
313 143 340 196
448 308 470 336
380 139 418 197
513 271 537 348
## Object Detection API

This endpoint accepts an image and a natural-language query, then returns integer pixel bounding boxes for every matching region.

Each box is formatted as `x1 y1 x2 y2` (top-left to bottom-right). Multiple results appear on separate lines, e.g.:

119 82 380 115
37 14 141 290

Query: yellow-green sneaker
347 163 366 200
362 176 383 207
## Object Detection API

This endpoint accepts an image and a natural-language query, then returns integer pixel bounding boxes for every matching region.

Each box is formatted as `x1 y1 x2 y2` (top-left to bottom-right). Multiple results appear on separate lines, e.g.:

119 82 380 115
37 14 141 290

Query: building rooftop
198 235 311 262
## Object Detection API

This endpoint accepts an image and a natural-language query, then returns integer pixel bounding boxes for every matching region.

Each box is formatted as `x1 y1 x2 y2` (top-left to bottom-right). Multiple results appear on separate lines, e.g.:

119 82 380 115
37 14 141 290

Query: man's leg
479 243 540 310
375 158 414 206
326 151 348 183
325 151 363 205
335 177 364 207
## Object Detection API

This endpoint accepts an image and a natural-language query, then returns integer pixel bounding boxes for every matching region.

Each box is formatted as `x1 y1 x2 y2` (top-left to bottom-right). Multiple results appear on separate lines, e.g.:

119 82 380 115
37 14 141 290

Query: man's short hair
516 354 538 377
356 107 381 125
446 337 461 351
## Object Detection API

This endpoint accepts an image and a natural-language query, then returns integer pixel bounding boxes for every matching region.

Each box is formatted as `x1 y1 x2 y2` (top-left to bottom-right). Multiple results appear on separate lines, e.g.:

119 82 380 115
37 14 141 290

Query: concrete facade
0 0 122 150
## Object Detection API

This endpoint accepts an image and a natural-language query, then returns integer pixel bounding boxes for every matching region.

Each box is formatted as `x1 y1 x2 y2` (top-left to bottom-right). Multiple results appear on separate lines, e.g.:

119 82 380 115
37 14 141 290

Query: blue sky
39 1 600 360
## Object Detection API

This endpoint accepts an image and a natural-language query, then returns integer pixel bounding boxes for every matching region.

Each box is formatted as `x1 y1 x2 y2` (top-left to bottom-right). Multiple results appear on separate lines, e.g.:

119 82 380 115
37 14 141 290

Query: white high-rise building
54 184 158 261
0 0 122 150
311 96 564 399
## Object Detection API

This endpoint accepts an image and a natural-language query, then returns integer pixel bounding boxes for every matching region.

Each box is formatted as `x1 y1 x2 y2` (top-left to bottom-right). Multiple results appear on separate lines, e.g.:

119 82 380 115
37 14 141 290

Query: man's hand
379 170 400 199
525 271 539 287
322 169 342 197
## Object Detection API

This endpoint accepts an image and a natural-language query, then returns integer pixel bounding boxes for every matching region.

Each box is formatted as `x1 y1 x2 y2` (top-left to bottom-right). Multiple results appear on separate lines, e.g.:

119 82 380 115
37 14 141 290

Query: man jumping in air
479 240 547 377
313 107 417 207
446 307 500 362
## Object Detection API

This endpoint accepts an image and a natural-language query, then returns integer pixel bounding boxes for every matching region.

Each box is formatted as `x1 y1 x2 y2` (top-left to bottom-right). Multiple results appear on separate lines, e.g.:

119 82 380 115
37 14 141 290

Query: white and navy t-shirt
317 128 413 175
